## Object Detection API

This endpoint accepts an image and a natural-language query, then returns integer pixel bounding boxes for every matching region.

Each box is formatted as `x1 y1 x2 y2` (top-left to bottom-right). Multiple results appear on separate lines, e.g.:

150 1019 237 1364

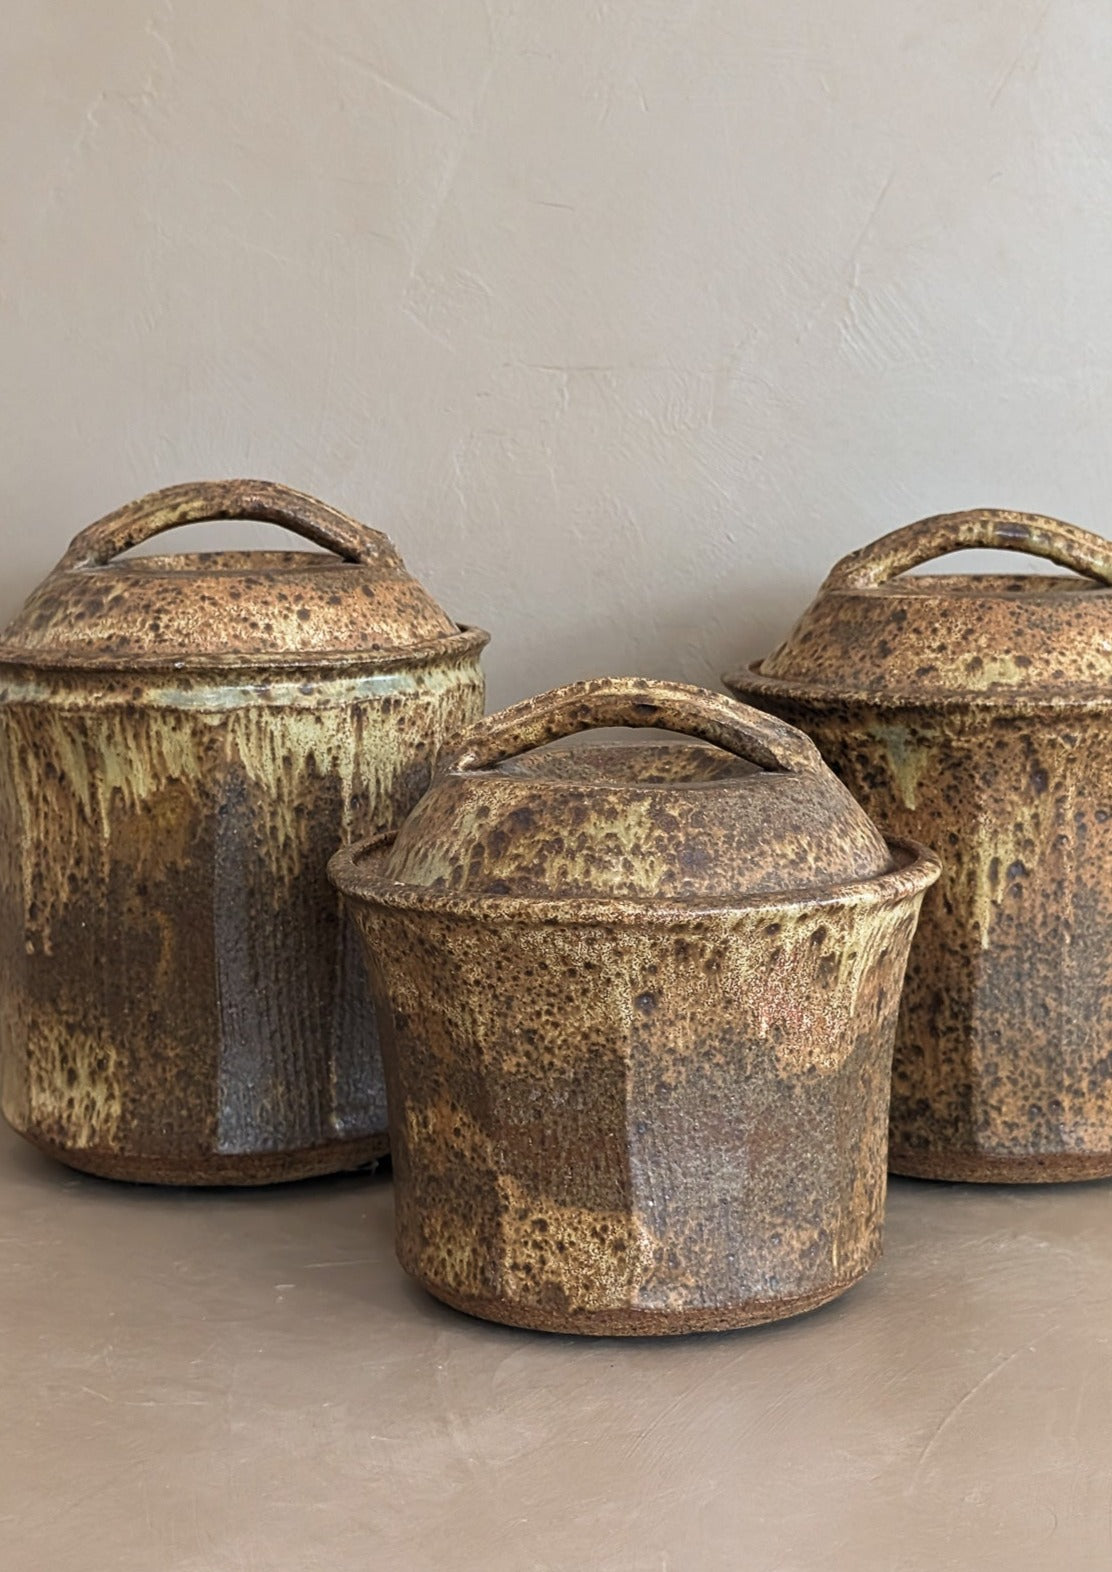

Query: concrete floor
1 1119 1110 1571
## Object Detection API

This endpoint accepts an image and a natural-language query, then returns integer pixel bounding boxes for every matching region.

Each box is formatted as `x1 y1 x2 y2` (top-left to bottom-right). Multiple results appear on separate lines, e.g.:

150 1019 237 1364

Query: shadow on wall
0 575 32 634
479 570 810 711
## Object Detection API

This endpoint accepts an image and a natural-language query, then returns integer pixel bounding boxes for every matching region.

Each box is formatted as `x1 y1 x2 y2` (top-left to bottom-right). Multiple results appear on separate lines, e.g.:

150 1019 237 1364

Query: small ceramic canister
330 678 938 1335
726 508 1112 1182
0 480 487 1183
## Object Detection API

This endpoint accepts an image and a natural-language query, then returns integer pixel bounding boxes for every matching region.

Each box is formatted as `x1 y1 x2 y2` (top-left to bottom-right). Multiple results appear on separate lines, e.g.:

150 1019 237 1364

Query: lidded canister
726 508 1112 1182
0 480 488 1183
330 678 938 1334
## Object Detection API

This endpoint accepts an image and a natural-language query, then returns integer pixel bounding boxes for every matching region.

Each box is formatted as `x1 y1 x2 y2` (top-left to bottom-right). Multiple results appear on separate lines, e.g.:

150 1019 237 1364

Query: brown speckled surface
0 481 488 1183
727 508 1112 1182
0 478 462 664
332 679 938 1333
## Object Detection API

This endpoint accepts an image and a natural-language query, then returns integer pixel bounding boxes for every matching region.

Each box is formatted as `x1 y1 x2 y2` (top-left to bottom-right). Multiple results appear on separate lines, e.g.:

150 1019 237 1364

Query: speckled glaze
331 679 938 1334
726 509 1112 1182
0 481 487 1183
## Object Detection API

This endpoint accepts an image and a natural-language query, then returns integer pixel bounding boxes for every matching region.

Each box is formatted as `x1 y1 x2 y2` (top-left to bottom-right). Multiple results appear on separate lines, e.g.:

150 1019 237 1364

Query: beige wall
3 0 1109 708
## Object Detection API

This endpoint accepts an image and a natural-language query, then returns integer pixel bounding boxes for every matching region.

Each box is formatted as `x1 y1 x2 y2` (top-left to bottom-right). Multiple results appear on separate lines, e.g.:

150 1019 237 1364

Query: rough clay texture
728 509 1112 1182
344 858 930 1335
0 661 484 1183
332 680 938 1333
0 481 487 1184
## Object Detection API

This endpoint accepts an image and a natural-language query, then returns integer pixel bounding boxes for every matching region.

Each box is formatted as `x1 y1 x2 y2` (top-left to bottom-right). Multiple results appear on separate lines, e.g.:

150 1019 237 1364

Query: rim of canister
0 623 490 677
728 658 1112 716
329 832 940 928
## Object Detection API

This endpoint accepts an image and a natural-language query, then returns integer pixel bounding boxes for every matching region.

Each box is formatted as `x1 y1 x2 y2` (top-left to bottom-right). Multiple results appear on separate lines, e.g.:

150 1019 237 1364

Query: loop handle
825 509 1112 591
60 479 394 570
451 677 823 775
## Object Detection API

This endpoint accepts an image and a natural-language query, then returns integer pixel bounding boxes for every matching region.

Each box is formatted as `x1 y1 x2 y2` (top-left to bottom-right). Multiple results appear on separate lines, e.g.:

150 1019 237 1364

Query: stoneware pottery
726 508 1112 1182
0 479 487 1183
330 677 938 1334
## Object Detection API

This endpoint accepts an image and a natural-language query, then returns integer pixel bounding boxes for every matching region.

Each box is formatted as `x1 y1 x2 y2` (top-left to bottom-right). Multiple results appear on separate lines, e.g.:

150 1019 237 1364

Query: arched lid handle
59 479 396 570
824 509 1112 591
451 677 824 775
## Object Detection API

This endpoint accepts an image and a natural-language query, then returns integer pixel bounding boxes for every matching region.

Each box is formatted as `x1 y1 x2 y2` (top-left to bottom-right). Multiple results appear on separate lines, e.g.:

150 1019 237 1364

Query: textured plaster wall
3 1 1111 707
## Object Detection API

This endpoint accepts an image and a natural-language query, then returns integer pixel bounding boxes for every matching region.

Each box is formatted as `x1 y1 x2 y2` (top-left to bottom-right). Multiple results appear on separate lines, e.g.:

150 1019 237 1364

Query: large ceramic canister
0 480 487 1183
330 678 938 1335
726 508 1112 1183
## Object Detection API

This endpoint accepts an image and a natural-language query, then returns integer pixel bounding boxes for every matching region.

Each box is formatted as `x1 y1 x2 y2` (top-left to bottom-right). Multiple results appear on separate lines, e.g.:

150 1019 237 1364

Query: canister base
17 1126 390 1186
890 1148 1112 1184
416 1273 867 1336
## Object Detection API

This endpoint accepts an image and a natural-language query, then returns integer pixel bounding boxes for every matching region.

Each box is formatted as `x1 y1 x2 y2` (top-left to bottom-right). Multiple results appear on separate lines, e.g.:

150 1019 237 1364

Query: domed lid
336 677 894 905
732 510 1112 704
0 479 483 670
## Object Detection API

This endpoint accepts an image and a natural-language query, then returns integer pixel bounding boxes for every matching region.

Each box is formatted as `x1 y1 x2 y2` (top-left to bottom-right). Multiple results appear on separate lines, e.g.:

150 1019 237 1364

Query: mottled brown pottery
0 480 487 1183
727 508 1112 1183
330 678 938 1334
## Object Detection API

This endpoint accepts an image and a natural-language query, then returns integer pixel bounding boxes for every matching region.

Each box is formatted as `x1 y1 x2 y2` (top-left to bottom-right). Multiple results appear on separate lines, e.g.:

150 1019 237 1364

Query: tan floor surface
1 1119 1108 1571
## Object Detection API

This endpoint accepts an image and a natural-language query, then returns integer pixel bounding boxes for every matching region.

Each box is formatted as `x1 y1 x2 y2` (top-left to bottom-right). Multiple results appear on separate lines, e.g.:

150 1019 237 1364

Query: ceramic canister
0 479 487 1182
330 677 938 1334
727 508 1112 1182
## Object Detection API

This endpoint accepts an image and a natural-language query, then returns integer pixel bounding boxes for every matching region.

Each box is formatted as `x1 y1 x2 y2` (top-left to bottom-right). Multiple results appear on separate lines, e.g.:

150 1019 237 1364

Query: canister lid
731 509 1112 704
0 479 482 670
346 677 894 903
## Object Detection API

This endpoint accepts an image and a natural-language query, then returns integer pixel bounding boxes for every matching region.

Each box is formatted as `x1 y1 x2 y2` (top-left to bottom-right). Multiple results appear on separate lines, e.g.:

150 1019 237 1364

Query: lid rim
823 574 1112 600
76 552 407 573
728 660 1112 714
330 833 939 923
0 624 490 676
